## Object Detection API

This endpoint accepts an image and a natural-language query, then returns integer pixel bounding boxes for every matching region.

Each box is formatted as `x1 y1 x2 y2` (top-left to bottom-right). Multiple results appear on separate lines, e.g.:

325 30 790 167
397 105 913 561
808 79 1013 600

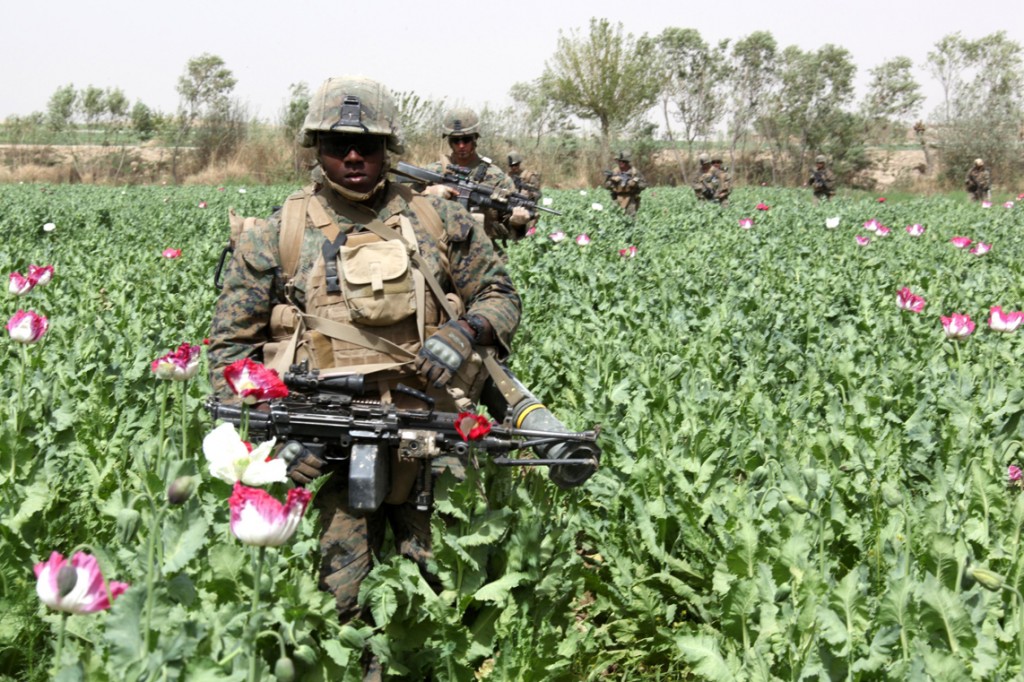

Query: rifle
391 162 561 219
205 365 600 511
604 170 629 190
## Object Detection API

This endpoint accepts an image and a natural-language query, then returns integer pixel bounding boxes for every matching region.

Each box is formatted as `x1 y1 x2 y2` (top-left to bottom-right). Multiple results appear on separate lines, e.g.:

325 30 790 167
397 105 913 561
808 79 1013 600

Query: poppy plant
8 273 34 296
756 202 770 211
1005 202 1014 209
162 248 182 259
863 219 880 232
877 197 887 203
455 412 492 441
988 306 1024 333
224 358 289 404
549 231 566 243
619 245 638 258
941 313 975 339
542 197 553 206
28 265 54 286
203 422 286 486
34 551 129 614
876 226 891 237
981 201 992 208
576 234 591 245
950 237 972 249
43 222 56 233
896 287 926 313
855 236 870 246
1010 465 1023 486
906 224 926 236
151 342 202 381
7 310 48 344
229 483 312 547
591 203 603 211
198 201 207 209
825 217 840 229
971 242 992 255
739 218 754 229
525 226 536 237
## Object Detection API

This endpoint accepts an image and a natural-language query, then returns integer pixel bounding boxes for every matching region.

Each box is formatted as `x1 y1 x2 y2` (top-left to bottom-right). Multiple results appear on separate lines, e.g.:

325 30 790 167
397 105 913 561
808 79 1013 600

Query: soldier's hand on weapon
415 320 475 388
509 206 531 226
282 441 328 486
424 184 456 200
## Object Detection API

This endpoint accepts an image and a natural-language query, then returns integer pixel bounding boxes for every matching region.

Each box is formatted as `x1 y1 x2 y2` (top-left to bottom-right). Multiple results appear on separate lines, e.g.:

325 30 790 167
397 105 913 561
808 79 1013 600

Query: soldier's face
448 135 477 165
509 163 521 176
816 162 825 169
318 134 386 194
617 160 630 172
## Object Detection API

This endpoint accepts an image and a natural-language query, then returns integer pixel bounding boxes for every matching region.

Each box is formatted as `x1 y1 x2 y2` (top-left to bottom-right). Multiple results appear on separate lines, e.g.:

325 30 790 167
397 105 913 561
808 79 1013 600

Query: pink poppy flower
877 197 887 203
7 310 48 344
549 231 566 243
1018 193 1024 200
981 201 992 208
863 219 880 232
1010 465 1023 483
35 551 129 614
876 226 891 237
198 201 208 209
1004 202 1014 209
8 273 34 296
218 186 226 192
619 246 637 258
151 342 202 381
950 237 972 249
525 226 536 237
162 248 182 259
28 265 54 286
576 234 591 246
941 313 975 339
906 224 925 236
229 483 312 547
224 358 289 404
756 203 770 211
896 287 926 313
855 236 870 246
739 218 754 229
971 242 991 255
455 412 492 441
988 306 1024 333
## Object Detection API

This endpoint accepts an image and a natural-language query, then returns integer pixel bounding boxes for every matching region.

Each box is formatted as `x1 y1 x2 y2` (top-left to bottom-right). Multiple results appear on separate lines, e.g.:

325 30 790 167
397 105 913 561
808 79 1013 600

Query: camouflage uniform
965 160 991 201
710 160 731 207
693 155 725 205
209 172 520 622
809 156 836 201
426 154 519 243
604 152 647 217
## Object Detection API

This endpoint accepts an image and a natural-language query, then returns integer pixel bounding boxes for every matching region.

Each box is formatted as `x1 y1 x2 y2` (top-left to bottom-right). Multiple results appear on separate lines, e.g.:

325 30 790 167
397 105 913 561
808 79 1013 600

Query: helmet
508 152 523 166
710 154 723 164
698 153 710 164
975 158 984 167
815 154 827 163
614 150 632 162
442 108 480 137
300 76 405 153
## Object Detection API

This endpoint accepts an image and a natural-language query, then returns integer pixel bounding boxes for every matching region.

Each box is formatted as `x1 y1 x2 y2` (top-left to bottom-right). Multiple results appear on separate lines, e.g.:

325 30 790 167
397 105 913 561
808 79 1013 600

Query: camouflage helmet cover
710 153 724 163
698 153 710 164
300 76 405 153
442 108 480 137
975 158 985 167
508 151 523 166
815 154 827 163
614 150 632 162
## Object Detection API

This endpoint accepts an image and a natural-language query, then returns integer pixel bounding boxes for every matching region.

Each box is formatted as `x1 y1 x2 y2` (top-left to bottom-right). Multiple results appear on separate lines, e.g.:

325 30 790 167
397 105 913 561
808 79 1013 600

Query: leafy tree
860 57 923 145
80 85 106 128
105 88 129 123
172 53 239 180
280 82 310 143
657 27 731 181
726 32 778 177
393 89 444 145
540 18 660 148
130 101 156 140
507 79 576 148
46 84 77 133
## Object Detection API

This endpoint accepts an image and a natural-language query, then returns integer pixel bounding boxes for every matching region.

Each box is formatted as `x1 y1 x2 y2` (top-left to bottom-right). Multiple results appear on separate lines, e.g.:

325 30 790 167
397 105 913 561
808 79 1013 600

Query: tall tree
46 84 77 133
541 18 660 149
172 53 239 180
726 32 778 177
861 57 923 145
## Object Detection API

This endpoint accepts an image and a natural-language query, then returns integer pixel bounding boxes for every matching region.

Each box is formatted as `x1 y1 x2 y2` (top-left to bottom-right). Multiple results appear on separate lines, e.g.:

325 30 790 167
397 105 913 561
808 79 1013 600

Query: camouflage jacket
512 169 542 202
208 179 521 399
809 167 836 196
427 154 518 241
604 167 647 197
693 168 727 201
965 167 991 193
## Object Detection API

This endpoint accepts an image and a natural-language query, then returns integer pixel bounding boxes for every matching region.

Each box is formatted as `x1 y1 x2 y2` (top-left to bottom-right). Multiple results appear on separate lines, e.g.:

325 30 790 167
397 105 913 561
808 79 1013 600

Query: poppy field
3 182 1024 680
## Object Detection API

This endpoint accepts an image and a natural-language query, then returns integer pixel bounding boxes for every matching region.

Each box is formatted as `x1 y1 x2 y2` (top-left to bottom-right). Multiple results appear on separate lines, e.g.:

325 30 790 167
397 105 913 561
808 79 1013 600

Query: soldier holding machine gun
207 76 597 680
808 154 836 203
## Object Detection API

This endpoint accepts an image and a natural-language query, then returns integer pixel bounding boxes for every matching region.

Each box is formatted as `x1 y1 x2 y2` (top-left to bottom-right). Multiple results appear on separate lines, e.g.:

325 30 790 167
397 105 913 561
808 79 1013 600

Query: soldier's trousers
314 471 435 622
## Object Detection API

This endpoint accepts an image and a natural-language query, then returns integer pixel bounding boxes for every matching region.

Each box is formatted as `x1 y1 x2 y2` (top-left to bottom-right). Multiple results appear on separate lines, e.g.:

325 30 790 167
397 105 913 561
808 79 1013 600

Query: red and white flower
619 245 638 258
1004 201 1014 209
756 202 770 211
455 412 492 441
28 264 54 286
981 200 992 208
950 237 972 249
525 226 536 237
198 201 208 209
151 342 202 381
855 236 870 246
896 287 926 313
162 248 182 259
8 273 34 296
739 218 754 229
863 219 880 233
7 310 48 343
549 231 566 243
35 551 129 614
876 226 891 237
576 234 591 245
906 224 925 237
971 242 991 255
229 483 311 547
988 306 1024 333
941 313 975 339
203 422 285 486
224 358 289 404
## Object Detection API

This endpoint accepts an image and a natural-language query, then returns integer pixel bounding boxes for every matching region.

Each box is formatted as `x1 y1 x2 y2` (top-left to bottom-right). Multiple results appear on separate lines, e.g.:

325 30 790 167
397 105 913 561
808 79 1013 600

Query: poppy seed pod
968 566 1006 592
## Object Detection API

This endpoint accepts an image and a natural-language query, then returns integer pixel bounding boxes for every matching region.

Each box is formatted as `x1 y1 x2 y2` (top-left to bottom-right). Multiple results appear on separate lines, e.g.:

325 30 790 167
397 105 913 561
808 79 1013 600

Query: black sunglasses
320 135 384 157
449 136 476 146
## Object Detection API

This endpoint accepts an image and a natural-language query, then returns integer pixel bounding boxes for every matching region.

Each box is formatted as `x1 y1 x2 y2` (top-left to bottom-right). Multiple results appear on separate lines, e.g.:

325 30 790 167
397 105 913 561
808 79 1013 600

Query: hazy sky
4 0 1020 125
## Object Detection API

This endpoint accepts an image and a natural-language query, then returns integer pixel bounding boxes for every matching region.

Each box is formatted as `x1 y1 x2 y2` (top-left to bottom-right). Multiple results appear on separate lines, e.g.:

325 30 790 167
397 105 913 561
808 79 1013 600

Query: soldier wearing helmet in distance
693 152 727 206
207 77 520 675
425 108 531 246
603 150 648 217
965 158 991 202
808 154 836 202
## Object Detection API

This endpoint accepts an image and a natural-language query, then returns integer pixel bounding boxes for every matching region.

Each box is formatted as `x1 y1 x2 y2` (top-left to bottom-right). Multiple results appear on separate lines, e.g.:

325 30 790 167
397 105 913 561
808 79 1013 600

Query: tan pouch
338 240 415 326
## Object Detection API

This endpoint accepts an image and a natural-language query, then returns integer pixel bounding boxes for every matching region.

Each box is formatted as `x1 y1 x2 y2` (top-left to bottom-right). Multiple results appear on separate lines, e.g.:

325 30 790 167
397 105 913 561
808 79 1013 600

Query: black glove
281 441 328 486
415 320 475 388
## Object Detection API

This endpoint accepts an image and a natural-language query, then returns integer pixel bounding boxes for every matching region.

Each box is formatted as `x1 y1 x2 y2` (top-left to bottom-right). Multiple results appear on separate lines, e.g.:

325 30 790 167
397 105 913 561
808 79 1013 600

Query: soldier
603 150 647 217
506 151 542 203
425 108 530 244
808 154 836 202
965 158 991 202
693 153 717 203
710 154 732 207
207 76 522 680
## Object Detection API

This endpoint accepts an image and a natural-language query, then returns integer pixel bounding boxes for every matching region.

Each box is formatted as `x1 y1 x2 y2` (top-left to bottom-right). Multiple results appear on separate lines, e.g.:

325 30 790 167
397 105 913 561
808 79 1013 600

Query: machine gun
603 170 628 190
391 162 560 220
810 171 826 189
205 364 600 512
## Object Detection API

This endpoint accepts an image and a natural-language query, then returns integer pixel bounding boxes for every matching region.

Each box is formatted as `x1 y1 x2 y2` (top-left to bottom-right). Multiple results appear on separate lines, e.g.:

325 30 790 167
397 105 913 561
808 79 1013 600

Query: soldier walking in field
808 155 836 202
603 150 647 217
965 158 991 202
506 152 542 202
693 153 729 206
710 155 731 207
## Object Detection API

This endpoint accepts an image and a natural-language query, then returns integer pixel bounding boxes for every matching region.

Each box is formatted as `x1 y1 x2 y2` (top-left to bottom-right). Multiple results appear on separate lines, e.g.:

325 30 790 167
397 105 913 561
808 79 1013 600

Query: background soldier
693 153 717 203
603 150 647 217
808 154 836 202
208 76 521 680
710 154 731 207
965 158 991 201
507 151 542 202
426 108 530 243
